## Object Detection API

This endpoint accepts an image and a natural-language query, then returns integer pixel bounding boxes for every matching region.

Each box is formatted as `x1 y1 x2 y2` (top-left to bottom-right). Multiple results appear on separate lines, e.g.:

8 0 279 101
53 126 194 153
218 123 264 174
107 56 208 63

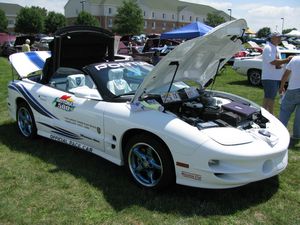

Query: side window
48 67 85 92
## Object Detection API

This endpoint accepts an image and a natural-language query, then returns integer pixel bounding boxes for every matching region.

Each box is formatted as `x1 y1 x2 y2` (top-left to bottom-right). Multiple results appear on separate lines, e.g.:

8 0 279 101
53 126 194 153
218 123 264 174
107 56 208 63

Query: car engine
150 88 269 130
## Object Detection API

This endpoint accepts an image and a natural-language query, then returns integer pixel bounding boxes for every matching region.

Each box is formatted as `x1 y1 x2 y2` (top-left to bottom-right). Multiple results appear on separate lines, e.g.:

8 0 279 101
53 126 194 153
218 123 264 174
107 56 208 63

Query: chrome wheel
17 103 36 138
248 69 261 86
128 143 163 187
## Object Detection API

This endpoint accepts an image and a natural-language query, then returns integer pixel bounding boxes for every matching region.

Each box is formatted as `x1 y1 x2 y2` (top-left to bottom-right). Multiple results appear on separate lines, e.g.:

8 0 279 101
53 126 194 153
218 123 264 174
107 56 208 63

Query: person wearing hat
22 39 30 52
261 32 293 115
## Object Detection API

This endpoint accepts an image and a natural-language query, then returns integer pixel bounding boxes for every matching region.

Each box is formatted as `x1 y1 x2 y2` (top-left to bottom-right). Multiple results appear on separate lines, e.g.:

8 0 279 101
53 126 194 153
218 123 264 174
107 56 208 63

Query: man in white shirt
261 32 292 115
279 55 300 146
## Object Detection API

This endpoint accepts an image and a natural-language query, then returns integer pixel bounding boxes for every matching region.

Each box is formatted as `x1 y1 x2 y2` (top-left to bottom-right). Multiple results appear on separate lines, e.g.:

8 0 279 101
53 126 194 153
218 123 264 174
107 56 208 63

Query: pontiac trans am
7 21 289 190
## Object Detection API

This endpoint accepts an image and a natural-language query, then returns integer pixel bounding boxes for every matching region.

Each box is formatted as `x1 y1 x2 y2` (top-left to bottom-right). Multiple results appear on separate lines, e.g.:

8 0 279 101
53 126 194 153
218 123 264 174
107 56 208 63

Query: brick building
64 0 230 34
0 2 23 32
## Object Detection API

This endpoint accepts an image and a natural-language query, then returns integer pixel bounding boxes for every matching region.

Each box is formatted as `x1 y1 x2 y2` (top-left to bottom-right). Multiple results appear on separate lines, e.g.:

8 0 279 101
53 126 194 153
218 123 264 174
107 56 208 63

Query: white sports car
7 20 289 190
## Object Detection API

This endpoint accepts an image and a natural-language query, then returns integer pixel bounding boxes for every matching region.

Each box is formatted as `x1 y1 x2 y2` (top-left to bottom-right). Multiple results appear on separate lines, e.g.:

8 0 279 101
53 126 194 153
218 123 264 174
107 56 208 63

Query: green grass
0 57 299 225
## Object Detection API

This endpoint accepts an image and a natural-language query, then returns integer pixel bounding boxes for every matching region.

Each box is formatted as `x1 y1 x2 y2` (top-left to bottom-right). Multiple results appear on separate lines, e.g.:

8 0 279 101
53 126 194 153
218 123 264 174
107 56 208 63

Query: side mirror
69 86 102 100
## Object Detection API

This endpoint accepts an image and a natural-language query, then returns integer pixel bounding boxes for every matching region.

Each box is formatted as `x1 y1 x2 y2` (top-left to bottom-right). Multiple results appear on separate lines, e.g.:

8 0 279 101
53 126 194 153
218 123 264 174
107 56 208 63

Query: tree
204 12 225 27
75 11 99 27
282 28 297 34
15 7 45 34
112 0 143 35
0 8 8 32
45 12 66 34
256 27 271 38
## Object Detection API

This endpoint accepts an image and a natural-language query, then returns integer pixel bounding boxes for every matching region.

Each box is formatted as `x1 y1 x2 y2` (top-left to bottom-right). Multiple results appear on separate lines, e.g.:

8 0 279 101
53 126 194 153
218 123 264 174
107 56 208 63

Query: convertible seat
107 68 132 95
67 74 86 91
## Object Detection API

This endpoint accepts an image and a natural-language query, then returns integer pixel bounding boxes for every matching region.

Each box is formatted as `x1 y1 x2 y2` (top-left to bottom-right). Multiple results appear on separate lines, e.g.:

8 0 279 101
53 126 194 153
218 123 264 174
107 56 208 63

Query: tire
16 102 37 139
124 133 175 190
247 69 261 86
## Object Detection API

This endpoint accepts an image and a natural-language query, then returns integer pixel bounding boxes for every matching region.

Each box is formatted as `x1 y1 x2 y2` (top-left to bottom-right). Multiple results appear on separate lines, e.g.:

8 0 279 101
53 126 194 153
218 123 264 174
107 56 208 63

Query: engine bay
145 87 269 130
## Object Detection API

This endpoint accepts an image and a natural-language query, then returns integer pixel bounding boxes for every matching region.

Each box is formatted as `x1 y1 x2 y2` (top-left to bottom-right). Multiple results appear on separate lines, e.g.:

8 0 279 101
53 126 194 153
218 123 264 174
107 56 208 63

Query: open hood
132 19 247 102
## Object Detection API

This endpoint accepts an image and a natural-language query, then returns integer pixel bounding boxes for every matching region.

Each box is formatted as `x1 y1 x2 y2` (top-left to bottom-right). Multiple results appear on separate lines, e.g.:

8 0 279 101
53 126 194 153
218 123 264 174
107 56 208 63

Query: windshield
88 61 153 97
86 61 195 101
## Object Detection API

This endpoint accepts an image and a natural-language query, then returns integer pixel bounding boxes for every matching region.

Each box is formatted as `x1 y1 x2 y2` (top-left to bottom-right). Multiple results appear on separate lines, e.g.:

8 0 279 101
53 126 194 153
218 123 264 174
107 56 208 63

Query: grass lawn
0 56 299 225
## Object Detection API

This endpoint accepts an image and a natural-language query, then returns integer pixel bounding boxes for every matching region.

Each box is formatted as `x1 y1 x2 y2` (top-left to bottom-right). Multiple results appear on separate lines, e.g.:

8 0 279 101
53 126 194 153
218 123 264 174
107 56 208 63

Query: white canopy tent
285 30 300 37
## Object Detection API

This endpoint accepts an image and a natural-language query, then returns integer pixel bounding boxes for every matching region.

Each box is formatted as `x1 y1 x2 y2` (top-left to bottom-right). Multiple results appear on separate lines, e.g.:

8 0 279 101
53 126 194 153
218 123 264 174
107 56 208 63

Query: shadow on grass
0 122 279 217
227 79 262 88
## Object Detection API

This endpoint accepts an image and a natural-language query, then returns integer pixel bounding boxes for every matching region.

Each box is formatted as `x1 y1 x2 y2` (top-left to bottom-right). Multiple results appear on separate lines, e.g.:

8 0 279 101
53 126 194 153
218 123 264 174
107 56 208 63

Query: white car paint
232 47 300 85
7 19 290 190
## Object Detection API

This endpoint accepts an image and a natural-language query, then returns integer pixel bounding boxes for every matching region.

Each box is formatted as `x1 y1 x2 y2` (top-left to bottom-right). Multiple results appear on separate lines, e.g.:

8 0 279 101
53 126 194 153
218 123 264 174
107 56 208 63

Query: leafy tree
32 6 47 18
45 12 66 34
0 8 8 32
15 7 45 33
204 12 225 27
282 28 297 34
75 11 99 26
112 0 144 35
256 27 271 38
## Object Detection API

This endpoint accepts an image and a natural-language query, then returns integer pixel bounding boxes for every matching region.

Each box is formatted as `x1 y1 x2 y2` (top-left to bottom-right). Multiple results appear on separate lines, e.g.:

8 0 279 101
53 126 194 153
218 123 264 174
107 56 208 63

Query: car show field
1 26 300 225
1 54 300 225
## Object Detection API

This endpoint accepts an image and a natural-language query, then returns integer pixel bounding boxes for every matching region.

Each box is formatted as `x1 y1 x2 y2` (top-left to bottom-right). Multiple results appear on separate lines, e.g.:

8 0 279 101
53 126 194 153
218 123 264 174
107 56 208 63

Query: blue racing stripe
25 51 45 69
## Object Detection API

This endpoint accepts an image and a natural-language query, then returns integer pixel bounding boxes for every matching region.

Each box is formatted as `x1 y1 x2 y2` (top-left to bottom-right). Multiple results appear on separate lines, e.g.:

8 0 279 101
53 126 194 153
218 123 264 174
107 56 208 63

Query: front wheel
247 69 261 86
17 102 37 139
124 134 175 190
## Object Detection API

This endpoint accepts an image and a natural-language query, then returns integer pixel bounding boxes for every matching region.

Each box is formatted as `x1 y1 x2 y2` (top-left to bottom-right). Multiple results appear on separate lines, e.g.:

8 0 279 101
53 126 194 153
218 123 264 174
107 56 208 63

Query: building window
181 15 184 21
144 11 146 17
190 16 192 21
152 21 156 29
108 8 112 14
108 18 113 27
144 21 147 28
162 13 165 19
172 14 175 20
162 22 166 30
8 19 14 25
152 12 155 18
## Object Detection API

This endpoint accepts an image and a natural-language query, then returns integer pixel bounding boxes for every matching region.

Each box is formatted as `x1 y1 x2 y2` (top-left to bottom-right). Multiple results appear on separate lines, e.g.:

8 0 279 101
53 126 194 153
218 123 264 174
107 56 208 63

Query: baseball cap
268 32 282 38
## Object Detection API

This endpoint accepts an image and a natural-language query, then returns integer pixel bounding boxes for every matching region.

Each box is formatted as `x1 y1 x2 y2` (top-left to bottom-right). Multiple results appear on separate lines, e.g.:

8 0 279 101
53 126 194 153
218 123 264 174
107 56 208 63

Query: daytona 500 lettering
50 134 93 152
53 95 75 111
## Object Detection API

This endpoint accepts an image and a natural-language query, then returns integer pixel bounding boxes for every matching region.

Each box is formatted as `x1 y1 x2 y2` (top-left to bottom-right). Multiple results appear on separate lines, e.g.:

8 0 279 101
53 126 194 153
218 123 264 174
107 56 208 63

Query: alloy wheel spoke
148 159 161 171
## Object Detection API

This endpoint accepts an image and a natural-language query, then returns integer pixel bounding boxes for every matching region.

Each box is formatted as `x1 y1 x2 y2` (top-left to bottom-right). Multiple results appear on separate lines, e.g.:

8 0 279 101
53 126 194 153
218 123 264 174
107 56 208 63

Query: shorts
261 80 280 99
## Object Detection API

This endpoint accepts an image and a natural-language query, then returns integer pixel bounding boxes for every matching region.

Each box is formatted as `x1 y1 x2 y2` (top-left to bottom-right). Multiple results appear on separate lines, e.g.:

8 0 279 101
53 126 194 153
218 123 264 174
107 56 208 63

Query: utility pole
80 0 86 12
228 9 232 21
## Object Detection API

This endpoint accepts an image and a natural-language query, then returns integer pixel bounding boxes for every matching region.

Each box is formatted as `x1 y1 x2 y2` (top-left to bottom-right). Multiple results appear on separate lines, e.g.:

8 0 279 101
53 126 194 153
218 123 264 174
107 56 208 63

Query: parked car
0 40 15 57
118 45 154 64
228 47 262 65
2 35 37 56
232 47 300 86
33 36 54 51
7 21 289 191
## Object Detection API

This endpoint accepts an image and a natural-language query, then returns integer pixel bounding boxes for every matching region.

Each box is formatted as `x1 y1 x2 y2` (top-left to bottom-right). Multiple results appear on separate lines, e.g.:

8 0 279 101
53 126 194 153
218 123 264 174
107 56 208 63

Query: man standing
279 55 300 147
261 32 292 115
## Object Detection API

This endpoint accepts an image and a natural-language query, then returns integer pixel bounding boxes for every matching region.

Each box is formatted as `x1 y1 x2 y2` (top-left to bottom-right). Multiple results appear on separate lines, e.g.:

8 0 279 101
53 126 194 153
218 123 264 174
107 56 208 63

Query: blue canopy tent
160 22 212 40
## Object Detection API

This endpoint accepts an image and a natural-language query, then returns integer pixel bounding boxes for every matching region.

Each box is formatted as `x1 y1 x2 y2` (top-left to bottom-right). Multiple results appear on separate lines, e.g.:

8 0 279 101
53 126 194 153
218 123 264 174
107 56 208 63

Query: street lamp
80 0 86 12
281 17 284 33
228 9 232 21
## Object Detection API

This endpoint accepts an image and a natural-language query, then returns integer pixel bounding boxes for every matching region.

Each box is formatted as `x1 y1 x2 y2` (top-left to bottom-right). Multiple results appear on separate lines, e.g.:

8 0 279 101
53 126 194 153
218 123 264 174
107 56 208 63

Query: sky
1 0 299 32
